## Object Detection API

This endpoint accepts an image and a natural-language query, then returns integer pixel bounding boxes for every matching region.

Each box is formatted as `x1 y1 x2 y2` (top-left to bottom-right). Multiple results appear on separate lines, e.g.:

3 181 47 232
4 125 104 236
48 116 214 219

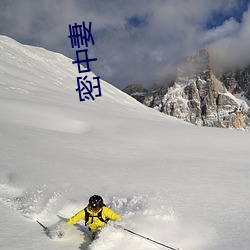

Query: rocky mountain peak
123 49 250 130
177 49 210 78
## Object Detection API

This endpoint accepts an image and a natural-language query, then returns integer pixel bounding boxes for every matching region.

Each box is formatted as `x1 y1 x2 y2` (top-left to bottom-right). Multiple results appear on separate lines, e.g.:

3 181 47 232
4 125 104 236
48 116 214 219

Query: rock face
217 66 250 100
123 84 147 103
123 49 250 130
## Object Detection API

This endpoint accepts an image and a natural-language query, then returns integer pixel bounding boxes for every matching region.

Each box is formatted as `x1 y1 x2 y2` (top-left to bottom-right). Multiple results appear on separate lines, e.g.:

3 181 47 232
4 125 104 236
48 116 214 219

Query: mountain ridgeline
123 49 250 130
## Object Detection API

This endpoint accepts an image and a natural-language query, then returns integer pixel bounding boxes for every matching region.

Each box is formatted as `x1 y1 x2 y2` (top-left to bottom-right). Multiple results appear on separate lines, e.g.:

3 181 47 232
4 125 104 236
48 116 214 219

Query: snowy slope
0 36 250 250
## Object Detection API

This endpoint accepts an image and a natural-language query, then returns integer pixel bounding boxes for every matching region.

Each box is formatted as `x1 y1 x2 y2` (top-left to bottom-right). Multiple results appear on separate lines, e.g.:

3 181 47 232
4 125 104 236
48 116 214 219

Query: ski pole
37 220 48 231
122 227 180 250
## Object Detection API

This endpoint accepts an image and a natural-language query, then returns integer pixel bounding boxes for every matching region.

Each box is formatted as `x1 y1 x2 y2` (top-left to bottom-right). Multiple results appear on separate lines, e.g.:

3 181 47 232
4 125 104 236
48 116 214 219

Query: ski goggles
89 204 101 212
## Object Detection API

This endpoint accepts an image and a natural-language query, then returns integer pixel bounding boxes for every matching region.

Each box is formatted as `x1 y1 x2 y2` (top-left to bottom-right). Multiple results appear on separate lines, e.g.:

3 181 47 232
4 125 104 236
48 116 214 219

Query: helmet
89 195 104 210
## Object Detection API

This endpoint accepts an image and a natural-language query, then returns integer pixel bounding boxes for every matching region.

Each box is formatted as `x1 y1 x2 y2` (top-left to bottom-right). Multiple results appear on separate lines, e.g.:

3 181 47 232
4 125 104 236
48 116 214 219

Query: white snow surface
0 35 250 250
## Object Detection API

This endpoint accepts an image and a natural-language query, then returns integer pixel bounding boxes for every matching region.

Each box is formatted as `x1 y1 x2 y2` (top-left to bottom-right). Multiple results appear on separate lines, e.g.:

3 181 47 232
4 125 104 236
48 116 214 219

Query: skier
66 194 122 239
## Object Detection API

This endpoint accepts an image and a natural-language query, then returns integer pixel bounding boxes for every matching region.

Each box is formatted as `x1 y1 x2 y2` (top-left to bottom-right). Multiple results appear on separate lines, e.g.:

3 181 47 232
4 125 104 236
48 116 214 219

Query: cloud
209 3 250 69
0 0 249 89
200 18 240 45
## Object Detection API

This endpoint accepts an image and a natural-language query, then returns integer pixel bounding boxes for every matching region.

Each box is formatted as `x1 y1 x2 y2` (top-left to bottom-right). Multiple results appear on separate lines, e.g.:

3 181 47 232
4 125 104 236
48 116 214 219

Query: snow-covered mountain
124 49 250 130
1 36 250 250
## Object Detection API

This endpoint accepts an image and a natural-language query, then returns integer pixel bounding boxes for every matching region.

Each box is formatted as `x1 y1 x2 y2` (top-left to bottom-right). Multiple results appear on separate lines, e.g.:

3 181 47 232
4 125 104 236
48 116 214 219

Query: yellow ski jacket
67 206 121 233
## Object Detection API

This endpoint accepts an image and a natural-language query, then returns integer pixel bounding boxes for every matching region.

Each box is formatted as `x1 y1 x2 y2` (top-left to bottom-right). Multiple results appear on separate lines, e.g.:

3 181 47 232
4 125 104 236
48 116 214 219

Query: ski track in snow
0 180 211 250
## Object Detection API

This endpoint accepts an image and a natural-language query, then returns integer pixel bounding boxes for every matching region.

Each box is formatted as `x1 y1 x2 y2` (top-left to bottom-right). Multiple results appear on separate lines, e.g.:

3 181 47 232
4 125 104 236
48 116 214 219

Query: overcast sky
0 0 249 89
